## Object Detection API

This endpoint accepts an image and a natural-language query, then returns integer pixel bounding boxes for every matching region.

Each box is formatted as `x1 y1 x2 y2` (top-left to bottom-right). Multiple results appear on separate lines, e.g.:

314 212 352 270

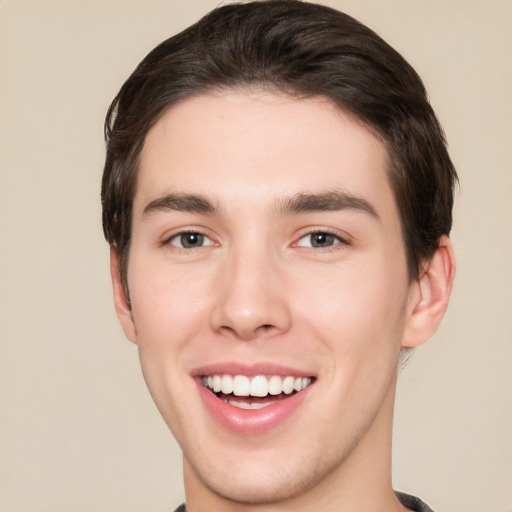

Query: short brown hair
102 0 457 286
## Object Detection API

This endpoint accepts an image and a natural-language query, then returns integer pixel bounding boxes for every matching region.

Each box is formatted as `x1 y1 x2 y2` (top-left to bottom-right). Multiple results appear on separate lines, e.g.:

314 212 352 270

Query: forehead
136 91 395 217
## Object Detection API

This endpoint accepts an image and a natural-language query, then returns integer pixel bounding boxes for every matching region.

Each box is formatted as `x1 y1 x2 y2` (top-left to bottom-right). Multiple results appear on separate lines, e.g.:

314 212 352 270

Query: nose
210 244 292 341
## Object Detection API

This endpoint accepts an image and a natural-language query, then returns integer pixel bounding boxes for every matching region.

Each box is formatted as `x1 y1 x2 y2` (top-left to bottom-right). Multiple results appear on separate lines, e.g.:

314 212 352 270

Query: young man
101 1 456 511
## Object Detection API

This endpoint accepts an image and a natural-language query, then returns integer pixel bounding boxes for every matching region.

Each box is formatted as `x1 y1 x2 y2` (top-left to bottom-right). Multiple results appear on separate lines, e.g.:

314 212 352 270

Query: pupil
181 233 203 248
312 233 333 247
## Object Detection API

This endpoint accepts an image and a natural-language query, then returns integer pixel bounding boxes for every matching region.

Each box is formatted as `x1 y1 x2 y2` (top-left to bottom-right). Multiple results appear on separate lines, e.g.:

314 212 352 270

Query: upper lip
191 362 316 378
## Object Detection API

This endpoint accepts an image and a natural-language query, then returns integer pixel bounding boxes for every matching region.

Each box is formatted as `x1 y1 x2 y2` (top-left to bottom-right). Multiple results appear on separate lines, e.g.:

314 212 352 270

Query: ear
402 236 456 348
110 247 137 344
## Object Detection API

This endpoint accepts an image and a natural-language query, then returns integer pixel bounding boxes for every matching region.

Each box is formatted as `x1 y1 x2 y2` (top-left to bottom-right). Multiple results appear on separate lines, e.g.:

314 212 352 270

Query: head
102 1 456 507
102 0 457 292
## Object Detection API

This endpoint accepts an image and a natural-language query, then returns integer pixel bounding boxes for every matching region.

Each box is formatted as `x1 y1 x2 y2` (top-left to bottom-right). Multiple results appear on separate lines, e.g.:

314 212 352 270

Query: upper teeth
202 374 312 397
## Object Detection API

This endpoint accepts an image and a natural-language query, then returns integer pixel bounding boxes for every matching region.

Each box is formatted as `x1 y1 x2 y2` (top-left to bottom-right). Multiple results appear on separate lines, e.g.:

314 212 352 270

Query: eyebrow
278 190 379 219
142 193 220 217
141 189 379 220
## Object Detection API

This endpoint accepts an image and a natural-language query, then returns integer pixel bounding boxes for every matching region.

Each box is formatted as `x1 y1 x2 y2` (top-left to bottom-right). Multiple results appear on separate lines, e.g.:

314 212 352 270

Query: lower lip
196 380 311 435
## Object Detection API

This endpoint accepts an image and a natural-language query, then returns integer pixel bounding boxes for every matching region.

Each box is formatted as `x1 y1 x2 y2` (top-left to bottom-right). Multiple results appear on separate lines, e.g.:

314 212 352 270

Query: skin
111 91 455 512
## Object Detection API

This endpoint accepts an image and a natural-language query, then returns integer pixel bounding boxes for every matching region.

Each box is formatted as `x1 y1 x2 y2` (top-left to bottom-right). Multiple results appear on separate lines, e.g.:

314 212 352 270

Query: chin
183 436 349 506
194 460 318 504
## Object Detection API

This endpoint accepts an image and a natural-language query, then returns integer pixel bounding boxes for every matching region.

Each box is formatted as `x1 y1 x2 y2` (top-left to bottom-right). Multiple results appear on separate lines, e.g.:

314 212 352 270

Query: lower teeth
207 383 307 410
226 399 275 410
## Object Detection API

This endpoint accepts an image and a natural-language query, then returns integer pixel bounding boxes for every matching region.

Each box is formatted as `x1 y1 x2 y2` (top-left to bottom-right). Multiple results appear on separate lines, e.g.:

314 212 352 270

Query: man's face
119 91 418 503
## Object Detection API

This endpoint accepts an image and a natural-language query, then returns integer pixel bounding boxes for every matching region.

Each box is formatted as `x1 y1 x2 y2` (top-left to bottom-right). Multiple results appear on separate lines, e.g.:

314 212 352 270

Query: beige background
0 1 511 511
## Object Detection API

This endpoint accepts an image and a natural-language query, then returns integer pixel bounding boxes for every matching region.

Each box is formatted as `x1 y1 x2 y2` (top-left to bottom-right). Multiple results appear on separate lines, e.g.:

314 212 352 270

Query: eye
167 232 214 249
296 231 345 249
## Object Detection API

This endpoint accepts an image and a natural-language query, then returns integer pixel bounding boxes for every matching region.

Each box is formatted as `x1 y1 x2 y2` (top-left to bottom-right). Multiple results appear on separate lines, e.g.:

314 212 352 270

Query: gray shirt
173 492 435 511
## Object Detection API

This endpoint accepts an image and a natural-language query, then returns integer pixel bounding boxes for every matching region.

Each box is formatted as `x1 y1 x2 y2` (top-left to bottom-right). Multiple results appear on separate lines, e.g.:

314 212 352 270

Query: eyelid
292 228 352 249
162 227 218 248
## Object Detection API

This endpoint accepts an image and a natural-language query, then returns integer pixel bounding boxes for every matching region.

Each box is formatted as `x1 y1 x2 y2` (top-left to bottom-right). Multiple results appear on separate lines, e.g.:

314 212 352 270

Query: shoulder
396 491 436 512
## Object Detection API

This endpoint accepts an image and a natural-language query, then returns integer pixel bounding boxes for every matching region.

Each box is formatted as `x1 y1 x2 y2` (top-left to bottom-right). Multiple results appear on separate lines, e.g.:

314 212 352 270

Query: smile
196 370 316 433
202 374 313 405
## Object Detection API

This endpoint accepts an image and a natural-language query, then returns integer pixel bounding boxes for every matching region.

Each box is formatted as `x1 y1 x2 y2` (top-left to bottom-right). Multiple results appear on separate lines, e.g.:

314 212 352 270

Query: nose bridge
211 236 290 340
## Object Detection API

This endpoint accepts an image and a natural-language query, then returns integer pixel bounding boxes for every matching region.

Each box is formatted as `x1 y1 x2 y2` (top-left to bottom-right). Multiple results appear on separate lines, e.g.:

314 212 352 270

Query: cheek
126 257 210 431
292 258 409 358
127 256 212 351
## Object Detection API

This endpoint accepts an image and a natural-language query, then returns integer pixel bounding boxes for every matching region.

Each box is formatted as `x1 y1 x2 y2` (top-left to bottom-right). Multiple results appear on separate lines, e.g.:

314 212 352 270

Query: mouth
193 363 317 434
200 374 315 410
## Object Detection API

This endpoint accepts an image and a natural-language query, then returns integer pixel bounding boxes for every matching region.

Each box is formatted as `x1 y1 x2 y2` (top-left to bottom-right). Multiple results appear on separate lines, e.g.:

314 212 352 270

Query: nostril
256 324 276 334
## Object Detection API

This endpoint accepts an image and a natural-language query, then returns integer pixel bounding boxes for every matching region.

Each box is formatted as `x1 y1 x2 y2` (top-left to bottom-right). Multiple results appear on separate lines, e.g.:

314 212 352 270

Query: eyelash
294 229 351 252
163 229 215 250
162 228 350 254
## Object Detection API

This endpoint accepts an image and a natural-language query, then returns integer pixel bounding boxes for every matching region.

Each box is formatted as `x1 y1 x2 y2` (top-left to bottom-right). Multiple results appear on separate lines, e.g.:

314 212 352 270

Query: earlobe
402 236 456 348
110 247 137 344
